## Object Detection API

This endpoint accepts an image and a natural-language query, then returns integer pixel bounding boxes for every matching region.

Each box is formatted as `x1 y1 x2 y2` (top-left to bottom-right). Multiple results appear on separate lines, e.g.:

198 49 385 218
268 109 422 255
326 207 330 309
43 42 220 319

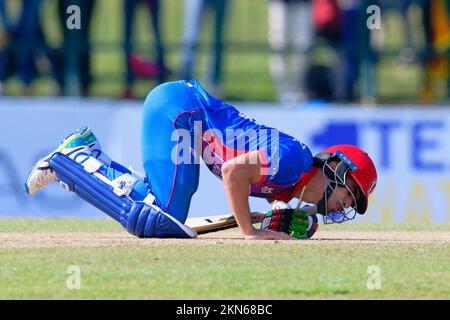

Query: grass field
1 219 449 299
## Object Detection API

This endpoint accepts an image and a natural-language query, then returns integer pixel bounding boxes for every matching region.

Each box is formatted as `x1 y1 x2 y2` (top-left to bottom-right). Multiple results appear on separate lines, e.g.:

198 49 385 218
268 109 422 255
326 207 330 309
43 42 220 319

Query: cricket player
25 80 377 240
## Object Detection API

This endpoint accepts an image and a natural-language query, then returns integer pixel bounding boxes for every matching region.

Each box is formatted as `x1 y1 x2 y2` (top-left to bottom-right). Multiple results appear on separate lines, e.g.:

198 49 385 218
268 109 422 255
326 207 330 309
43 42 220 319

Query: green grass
1 240 449 299
0 218 121 233
0 219 449 299
320 222 450 232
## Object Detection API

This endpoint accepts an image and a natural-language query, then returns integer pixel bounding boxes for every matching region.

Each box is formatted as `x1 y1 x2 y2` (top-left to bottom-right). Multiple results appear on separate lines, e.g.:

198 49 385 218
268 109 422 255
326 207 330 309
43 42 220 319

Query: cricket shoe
24 126 103 195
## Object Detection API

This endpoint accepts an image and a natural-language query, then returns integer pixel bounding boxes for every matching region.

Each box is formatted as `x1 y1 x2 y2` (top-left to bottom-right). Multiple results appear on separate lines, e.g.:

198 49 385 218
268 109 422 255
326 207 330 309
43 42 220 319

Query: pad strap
73 153 141 199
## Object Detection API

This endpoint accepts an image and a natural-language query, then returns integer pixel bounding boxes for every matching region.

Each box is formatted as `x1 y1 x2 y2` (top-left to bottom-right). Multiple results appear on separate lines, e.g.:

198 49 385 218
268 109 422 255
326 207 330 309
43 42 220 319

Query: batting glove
261 206 319 239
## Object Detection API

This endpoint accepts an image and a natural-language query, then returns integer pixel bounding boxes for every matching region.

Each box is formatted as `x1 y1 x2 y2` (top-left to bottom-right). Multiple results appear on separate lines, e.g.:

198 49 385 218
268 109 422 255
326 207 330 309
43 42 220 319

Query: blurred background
0 0 449 223
0 0 448 102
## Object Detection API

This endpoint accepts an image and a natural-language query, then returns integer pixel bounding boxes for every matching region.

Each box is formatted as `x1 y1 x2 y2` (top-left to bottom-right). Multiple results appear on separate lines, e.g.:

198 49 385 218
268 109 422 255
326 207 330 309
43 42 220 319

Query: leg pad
49 153 197 238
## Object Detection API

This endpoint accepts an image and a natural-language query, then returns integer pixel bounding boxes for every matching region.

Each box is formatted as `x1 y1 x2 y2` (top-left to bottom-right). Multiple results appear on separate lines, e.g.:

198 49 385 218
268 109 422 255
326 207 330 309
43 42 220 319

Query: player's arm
221 151 295 240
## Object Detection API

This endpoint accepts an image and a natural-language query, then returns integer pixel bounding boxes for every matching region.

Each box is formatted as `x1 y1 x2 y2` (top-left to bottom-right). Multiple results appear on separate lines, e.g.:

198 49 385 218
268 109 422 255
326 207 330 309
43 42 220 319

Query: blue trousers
141 81 204 222
103 81 205 223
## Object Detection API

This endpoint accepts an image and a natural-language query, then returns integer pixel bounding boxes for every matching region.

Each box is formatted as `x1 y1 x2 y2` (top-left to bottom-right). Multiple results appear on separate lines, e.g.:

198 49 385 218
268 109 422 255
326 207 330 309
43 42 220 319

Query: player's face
326 175 359 213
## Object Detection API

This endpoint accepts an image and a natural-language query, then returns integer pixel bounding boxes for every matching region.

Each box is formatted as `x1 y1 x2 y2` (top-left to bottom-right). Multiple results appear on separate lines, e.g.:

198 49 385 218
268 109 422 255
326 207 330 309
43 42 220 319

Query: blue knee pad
49 153 197 238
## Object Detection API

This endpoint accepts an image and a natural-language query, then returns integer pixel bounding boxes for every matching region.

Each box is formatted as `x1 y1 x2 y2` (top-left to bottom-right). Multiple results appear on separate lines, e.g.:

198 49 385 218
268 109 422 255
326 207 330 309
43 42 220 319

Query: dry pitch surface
2 228 450 248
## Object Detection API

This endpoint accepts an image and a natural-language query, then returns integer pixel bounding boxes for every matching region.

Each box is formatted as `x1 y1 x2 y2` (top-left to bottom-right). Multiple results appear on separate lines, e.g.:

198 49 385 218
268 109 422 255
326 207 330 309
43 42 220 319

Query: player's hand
244 228 296 240
261 202 319 239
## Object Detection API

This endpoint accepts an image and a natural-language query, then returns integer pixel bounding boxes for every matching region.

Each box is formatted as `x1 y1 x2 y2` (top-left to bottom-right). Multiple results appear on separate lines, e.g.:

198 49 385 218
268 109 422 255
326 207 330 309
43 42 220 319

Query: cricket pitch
1 218 449 299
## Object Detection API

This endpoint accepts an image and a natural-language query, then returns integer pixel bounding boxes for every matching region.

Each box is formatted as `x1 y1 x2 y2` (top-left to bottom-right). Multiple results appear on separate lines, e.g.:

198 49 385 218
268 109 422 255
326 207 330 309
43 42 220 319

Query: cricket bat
185 212 262 234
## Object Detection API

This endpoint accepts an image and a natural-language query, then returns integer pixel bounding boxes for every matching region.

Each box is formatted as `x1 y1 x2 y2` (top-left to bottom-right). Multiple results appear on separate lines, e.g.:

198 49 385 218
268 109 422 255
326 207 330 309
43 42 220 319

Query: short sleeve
261 137 313 185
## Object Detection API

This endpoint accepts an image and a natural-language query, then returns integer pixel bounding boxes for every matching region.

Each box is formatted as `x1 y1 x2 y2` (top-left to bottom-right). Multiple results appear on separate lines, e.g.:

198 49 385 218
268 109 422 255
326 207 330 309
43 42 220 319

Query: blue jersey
185 80 314 202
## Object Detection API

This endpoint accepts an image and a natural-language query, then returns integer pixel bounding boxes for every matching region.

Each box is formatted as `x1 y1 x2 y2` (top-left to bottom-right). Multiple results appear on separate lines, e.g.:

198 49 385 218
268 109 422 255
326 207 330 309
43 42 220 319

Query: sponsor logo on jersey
261 186 274 193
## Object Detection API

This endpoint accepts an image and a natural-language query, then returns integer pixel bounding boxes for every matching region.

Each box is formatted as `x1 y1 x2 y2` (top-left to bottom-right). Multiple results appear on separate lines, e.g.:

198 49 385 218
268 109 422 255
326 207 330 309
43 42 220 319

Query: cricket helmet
313 145 377 222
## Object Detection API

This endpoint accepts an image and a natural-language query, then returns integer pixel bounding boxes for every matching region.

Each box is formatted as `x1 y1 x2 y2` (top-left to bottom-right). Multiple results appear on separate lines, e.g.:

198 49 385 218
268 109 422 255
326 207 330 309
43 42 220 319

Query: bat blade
186 213 261 234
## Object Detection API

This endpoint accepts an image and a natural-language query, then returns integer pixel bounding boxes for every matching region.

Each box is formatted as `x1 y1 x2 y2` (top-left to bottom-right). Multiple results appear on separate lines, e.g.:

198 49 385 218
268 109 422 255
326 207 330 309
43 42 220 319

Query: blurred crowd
0 0 448 102
268 0 449 102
